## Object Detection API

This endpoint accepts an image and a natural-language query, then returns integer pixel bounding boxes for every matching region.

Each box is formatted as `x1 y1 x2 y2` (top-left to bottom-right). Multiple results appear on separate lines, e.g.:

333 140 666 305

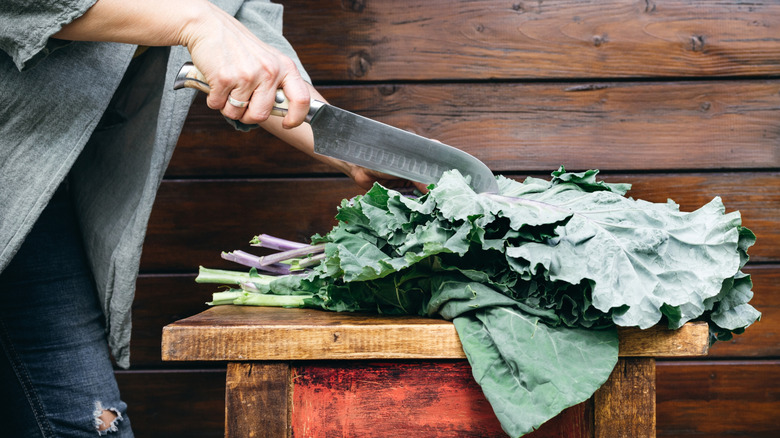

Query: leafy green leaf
454 309 617 437
206 168 760 437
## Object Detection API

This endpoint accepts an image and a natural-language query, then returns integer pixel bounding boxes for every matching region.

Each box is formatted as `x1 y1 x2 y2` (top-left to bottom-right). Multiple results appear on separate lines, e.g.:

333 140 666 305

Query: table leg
593 358 656 438
225 362 290 438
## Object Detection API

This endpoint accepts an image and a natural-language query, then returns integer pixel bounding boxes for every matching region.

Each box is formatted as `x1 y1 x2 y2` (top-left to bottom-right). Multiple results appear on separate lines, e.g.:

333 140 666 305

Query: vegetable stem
254 243 327 266
207 290 245 305
250 234 309 251
222 250 292 274
293 253 326 269
195 266 276 286
232 291 311 307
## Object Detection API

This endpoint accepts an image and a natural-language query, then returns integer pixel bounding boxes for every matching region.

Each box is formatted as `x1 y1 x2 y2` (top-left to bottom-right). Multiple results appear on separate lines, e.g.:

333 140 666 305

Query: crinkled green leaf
454 310 617 437
551 165 631 194
222 168 760 437
503 192 746 329
423 275 617 437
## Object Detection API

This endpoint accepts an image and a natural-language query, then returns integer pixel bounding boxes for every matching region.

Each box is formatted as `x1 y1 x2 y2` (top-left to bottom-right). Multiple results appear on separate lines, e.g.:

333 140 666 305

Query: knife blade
173 62 498 193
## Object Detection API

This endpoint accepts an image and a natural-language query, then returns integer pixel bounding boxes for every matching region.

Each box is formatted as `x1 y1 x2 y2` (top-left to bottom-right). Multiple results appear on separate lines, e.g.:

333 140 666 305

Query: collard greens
200 167 760 437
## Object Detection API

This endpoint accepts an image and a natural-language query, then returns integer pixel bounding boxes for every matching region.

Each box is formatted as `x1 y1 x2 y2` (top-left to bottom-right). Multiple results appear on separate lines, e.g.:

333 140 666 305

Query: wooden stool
162 306 709 437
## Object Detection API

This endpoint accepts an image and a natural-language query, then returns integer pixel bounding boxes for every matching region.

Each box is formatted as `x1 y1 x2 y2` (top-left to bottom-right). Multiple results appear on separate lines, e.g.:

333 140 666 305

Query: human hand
346 164 430 194
181 3 311 129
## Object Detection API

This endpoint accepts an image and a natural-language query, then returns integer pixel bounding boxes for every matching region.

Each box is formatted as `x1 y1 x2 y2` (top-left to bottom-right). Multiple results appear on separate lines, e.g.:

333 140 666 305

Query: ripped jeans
0 184 133 437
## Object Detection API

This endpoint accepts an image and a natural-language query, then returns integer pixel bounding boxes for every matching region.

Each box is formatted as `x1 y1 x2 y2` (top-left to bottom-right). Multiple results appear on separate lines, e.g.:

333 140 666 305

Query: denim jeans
0 183 133 437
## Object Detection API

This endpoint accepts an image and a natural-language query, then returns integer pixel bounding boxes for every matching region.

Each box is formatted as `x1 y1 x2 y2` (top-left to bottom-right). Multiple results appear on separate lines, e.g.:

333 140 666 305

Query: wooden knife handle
173 62 289 117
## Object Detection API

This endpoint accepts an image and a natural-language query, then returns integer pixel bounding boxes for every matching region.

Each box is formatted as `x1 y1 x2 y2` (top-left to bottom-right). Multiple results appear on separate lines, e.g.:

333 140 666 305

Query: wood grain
169 81 780 177
656 360 780 437
291 361 507 437
141 178 354 273
161 306 470 362
225 362 290 438
290 361 592 438
129 273 216 366
616 322 709 357
278 0 780 81
161 306 708 362
115 369 226 438
594 358 656 438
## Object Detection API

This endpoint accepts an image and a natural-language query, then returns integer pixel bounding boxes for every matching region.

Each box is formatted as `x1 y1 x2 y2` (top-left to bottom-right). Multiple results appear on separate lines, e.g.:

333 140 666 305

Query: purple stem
255 243 327 267
222 251 291 275
250 234 309 251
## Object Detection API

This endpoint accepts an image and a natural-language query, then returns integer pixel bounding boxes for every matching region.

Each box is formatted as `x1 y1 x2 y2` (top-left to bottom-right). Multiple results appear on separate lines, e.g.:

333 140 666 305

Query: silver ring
227 95 249 108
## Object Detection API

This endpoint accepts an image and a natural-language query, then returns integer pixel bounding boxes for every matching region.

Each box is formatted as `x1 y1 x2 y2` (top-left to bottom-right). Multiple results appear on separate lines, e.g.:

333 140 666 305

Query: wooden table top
161 305 710 362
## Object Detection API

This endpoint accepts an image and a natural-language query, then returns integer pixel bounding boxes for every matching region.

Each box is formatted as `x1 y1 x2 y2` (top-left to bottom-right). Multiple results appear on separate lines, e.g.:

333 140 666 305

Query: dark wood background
120 1 779 436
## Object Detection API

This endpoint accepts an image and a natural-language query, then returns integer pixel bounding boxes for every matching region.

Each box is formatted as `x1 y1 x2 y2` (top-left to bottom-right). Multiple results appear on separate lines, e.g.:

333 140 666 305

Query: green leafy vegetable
197 167 759 437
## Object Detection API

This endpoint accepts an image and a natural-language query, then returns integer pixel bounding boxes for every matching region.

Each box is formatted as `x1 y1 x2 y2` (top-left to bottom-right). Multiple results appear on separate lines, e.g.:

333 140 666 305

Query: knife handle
173 62 289 117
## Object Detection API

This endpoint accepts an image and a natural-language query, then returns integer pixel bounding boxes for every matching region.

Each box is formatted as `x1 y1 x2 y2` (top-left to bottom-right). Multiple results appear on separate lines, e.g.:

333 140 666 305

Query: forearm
52 0 214 47
258 85 354 177
259 84 427 192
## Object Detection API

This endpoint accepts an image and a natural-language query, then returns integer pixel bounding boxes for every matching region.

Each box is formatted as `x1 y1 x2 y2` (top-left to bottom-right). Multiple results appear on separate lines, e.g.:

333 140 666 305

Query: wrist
175 0 219 48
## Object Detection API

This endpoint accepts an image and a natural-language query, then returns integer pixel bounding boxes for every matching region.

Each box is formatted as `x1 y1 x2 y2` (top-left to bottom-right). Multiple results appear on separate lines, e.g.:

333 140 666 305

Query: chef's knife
173 62 498 193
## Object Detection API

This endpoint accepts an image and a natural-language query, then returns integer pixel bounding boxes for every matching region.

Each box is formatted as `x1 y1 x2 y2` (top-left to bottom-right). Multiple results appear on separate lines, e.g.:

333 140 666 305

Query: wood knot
699 101 711 111
348 50 372 78
592 35 608 47
341 0 366 12
378 85 398 96
512 2 543 13
690 35 705 52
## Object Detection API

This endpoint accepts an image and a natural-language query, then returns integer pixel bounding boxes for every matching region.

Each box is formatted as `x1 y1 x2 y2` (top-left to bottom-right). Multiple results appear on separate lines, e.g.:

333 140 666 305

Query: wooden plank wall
123 1 780 436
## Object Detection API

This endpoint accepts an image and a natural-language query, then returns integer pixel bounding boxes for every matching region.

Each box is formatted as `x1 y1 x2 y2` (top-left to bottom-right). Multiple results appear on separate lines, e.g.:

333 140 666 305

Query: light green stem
233 291 311 307
207 291 245 305
195 266 276 285
208 290 312 307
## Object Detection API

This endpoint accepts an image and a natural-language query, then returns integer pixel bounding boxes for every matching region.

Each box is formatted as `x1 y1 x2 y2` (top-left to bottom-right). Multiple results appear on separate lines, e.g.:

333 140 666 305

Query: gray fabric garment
0 0 98 70
0 0 311 368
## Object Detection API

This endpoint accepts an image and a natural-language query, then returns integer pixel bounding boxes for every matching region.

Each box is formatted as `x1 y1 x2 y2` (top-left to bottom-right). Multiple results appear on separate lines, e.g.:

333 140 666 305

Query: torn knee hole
97 410 116 431
93 401 123 435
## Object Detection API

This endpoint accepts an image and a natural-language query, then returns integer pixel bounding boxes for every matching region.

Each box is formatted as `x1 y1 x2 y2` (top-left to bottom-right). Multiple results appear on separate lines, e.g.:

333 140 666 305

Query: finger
278 72 311 128
240 84 277 124
413 181 431 193
240 62 310 127
239 62 282 124
205 67 254 121
221 92 250 120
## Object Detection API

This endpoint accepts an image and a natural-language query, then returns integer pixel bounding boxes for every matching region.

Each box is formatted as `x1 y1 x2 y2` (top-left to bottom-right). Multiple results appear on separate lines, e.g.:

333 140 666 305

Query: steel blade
309 103 498 193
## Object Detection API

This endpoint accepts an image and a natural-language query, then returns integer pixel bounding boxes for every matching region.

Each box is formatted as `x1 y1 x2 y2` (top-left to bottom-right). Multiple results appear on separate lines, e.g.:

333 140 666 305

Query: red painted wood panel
290 361 592 438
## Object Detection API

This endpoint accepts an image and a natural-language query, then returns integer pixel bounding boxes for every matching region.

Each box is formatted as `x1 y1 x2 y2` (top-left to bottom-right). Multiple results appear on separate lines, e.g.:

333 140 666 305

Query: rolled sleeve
0 0 97 71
